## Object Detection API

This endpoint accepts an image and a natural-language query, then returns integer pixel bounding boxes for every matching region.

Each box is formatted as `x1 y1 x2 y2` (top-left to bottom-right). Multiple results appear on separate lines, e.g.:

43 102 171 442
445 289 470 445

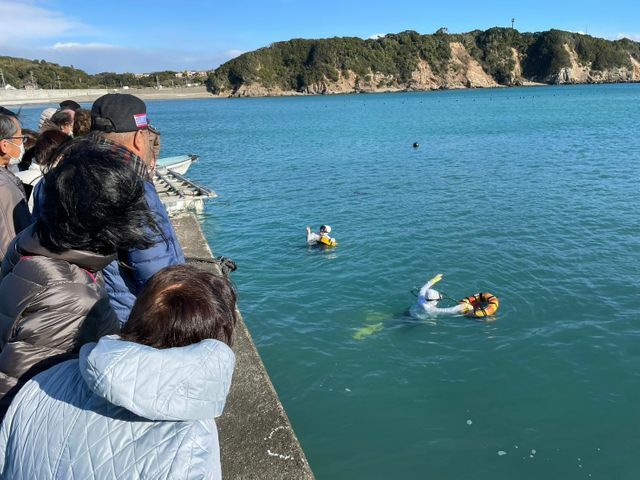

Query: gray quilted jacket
0 166 31 262
0 224 119 419
0 335 235 479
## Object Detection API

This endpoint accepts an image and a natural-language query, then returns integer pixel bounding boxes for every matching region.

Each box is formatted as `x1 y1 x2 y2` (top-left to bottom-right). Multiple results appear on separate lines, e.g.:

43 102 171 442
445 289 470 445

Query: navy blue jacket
104 179 185 325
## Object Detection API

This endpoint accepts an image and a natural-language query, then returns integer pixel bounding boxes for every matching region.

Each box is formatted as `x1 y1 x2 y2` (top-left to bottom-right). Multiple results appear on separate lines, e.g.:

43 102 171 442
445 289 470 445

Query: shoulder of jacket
10 256 99 289
0 174 22 199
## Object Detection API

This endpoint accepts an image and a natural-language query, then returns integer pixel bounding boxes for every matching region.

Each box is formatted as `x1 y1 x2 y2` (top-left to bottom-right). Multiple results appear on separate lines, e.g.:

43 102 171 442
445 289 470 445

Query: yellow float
459 292 500 318
317 236 337 247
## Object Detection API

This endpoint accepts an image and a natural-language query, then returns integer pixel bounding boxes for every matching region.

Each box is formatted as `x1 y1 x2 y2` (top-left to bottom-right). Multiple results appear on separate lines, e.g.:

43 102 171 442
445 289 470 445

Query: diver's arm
419 274 443 302
417 282 429 304
306 227 320 243
433 303 469 315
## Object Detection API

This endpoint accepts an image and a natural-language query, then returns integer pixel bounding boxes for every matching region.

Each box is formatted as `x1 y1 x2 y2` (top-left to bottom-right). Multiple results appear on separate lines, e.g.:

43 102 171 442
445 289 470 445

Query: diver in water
410 273 470 319
306 225 337 247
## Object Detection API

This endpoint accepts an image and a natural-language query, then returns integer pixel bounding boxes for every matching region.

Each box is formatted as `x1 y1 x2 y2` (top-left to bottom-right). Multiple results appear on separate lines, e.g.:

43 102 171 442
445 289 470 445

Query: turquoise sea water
19 84 640 479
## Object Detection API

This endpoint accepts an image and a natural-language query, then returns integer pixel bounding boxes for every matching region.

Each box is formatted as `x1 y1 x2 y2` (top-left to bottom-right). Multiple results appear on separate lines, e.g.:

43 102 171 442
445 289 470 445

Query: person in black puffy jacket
0 138 160 419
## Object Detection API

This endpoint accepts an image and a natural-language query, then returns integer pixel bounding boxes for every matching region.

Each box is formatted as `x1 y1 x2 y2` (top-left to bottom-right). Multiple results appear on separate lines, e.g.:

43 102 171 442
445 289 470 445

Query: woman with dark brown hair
72 108 92 137
0 264 238 480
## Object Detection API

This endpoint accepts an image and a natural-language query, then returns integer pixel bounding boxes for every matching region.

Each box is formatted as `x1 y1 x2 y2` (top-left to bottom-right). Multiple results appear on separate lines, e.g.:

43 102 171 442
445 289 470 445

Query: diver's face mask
426 292 443 302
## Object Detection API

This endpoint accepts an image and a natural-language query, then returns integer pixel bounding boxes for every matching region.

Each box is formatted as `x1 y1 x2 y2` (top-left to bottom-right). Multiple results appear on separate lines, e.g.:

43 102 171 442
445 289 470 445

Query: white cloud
52 42 118 50
0 2 244 73
367 33 385 40
0 1 88 44
617 33 640 42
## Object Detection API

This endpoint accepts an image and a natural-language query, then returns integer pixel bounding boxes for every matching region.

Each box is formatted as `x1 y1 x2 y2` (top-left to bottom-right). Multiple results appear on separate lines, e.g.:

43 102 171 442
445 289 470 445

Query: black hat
59 99 81 111
91 93 149 133
0 106 17 117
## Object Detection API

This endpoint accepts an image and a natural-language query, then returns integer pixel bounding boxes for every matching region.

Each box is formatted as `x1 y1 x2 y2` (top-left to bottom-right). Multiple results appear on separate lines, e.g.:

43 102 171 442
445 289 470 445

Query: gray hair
0 114 18 139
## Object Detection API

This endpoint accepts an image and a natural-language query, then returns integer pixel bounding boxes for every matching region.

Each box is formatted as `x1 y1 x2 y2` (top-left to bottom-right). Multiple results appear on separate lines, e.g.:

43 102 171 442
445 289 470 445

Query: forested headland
205 28 640 96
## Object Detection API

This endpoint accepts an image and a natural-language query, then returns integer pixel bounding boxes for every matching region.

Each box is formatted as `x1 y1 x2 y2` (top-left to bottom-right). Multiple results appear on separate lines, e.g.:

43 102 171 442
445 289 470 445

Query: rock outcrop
550 45 640 84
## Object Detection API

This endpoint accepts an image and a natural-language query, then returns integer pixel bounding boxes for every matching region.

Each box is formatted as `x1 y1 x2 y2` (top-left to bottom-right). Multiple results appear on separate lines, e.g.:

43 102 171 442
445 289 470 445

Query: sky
1 0 639 74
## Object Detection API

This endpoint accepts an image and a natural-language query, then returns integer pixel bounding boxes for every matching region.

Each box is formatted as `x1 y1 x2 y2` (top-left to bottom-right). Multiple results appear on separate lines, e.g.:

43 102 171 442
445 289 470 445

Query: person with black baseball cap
90 93 185 325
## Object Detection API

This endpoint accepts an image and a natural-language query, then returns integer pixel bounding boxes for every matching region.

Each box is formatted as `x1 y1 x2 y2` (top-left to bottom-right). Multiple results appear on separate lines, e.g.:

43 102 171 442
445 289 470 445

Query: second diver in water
306 225 337 247
410 273 471 319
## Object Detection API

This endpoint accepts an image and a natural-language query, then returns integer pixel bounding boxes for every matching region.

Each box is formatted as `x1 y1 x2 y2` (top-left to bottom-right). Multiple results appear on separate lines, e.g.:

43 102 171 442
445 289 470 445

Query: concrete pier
172 214 315 480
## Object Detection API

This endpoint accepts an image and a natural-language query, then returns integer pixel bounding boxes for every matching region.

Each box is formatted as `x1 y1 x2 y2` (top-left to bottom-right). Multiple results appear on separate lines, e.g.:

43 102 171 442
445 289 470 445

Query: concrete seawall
0 87 212 106
172 214 315 479
0 88 110 106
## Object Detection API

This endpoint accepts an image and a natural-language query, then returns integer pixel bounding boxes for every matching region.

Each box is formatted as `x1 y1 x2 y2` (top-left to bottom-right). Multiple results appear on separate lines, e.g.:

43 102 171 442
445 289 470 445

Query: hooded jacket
93 137 185 325
0 335 235 479
103 180 185 325
0 166 31 262
0 224 119 419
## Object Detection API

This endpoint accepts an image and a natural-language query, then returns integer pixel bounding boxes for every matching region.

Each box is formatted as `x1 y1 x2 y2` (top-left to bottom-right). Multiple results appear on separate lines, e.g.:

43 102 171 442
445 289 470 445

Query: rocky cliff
207 29 640 97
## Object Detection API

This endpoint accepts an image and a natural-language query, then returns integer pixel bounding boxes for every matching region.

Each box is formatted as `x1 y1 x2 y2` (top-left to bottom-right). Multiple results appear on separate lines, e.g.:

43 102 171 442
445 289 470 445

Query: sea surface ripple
19 84 640 479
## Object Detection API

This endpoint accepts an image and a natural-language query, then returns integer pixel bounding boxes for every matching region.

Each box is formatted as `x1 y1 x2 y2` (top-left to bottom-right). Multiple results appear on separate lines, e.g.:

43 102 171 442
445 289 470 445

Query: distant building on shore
174 71 208 79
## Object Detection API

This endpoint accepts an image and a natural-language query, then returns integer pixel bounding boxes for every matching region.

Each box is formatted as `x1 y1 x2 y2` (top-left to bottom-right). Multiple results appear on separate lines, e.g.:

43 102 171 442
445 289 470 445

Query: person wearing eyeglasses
89 94 184 326
0 114 32 262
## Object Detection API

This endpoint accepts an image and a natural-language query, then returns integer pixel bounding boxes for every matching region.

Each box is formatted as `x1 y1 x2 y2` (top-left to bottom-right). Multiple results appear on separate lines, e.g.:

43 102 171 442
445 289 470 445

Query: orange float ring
459 292 499 318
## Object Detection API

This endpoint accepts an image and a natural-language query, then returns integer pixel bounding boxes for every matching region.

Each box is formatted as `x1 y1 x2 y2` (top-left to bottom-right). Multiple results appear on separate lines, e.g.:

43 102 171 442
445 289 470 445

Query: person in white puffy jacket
0 264 238 480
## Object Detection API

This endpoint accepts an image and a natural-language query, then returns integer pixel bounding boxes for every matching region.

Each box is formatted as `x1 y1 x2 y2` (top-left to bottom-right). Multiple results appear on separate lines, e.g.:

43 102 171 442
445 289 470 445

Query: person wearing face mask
0 114 32 262
89 94 184 325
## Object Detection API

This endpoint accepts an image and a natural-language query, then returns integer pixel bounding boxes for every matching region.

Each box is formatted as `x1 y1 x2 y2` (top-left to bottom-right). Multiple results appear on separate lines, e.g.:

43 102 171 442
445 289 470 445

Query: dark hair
23 129 38 149
50 110 73 129
122 265 238 348
0 106 17 117
36 138 160 254
31 129 71 172
17 129 39 171
73 109 91 137
60 99 81 111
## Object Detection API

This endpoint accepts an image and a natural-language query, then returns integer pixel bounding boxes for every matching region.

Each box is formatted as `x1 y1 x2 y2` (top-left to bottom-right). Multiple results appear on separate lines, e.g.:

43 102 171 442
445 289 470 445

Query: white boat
156 154 198 175
153 168 216 215
14 154 198 186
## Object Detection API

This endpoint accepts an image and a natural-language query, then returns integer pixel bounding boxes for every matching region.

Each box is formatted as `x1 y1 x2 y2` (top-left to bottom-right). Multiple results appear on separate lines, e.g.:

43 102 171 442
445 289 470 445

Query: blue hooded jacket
104 179 185 325
0 335 235 479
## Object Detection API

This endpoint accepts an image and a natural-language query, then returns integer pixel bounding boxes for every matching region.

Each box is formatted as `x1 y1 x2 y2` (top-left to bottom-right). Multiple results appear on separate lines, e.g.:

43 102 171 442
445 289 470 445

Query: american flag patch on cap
134 113 148 128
